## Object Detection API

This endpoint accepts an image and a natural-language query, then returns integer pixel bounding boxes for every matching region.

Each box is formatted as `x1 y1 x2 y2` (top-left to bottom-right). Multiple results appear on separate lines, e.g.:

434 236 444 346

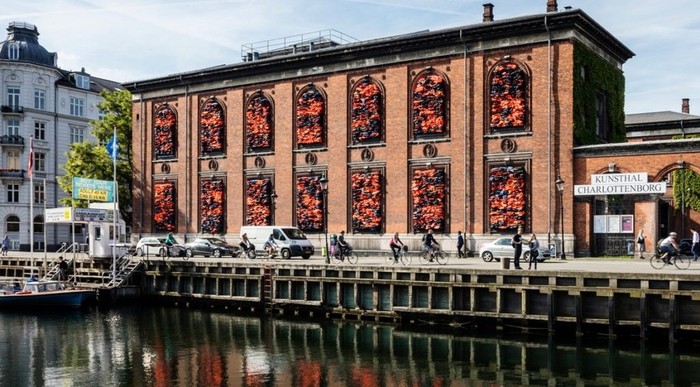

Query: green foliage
673 168 700 212
59 89 133 224
573 44 626 145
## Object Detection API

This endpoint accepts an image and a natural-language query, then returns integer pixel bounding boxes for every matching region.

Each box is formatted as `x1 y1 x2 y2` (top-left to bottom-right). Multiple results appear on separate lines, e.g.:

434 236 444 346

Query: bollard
322 247 327 257
501 257 511 269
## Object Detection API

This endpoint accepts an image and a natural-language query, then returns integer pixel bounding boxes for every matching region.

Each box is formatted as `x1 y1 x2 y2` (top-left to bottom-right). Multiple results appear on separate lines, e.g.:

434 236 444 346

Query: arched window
295 86 326 148
154 104 177 159
6 215 19 232
200 98 226 155
411 69 449 138
153 181 176 232
33 215 44 233
8 42 19 60
245 93 274 151
350 77 383 144
489 60 528 130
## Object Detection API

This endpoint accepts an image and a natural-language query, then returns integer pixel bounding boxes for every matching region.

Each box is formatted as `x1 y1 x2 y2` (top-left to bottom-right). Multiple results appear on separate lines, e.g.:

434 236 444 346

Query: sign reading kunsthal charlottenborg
574 173 666 196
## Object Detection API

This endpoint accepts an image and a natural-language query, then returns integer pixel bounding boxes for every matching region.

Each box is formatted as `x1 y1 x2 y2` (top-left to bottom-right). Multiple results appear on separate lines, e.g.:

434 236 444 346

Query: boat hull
0 289 96 309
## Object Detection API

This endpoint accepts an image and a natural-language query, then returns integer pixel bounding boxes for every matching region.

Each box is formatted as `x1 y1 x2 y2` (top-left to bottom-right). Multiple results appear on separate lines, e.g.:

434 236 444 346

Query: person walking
691 227 700 262
58 256 68 281
1 235 8 256
528 234 540 270
636 229 646 259
512 226 523 269
456 231 465 258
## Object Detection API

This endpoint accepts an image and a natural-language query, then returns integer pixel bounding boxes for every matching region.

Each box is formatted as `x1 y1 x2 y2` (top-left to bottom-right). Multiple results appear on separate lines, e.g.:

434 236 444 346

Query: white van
239 226 314 259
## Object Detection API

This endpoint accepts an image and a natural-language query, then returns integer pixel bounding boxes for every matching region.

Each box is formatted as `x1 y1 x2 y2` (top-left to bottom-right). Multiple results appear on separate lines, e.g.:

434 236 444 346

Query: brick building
127 1 691 257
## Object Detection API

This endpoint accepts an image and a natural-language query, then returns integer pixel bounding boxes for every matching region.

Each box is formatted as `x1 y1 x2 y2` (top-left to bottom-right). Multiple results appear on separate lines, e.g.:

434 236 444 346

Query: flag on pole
28 135 34 178
106 132 119 161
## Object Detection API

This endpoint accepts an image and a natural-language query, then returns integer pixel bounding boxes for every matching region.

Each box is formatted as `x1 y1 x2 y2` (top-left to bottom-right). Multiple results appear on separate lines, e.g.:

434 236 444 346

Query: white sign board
45 207 109 223
574 172 666 196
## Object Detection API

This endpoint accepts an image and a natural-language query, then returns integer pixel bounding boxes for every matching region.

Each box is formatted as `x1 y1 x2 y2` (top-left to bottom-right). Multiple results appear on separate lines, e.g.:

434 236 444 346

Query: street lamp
319 174 329 264
555 176 566 260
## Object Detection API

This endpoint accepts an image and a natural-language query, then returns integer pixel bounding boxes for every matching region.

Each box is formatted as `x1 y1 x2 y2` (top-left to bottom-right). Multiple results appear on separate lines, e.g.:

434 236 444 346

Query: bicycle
650 250 691 270
385 245 411 265
264 244 280 260
419 245 447 265
332 245 358 264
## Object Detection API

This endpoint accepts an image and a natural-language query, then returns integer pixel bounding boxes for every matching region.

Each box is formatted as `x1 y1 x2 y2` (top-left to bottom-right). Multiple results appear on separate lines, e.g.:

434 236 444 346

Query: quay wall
139 260 700 339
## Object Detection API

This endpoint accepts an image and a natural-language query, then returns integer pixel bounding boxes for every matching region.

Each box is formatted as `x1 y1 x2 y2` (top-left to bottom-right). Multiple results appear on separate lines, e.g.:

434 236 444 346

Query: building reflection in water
0 306 699 385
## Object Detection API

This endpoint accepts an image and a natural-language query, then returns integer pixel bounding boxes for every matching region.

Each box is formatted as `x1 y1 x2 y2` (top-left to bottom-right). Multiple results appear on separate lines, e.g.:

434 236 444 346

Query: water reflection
0 306 699 386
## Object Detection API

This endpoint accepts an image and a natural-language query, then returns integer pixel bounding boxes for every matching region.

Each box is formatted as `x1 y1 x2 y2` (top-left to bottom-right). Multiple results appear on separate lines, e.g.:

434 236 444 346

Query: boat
0 279 96 309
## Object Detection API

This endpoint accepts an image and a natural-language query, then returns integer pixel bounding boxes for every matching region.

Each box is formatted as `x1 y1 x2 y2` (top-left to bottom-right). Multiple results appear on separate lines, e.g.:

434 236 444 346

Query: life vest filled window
351 169 382 233
245 93 274 151
245 177 272 226
200 98 226 155
200 178 226 234
154 104 177 160
411 167 447 232
412 69 449 138
489 60 528 131
295 86 326 148
351 77 383 144
153 181 176 232
296 175 324 232
488 165 526 232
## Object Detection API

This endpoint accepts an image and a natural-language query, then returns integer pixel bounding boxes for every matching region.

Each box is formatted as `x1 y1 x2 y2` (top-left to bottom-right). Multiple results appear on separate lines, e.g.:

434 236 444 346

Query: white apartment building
0 22 120 251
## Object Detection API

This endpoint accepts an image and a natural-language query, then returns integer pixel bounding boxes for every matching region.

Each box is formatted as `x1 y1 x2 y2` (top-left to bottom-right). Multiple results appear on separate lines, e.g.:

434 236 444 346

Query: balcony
0 135 24 148
1 105 24 116
0 169 24 182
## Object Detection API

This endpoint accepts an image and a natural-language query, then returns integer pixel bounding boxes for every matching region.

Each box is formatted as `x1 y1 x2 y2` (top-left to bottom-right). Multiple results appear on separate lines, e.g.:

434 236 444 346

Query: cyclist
264 233 278 257
164 232 178 257
337 231 351 258
239 233 255 255
422 229 439 262
659 232 681 264
389 232 405 262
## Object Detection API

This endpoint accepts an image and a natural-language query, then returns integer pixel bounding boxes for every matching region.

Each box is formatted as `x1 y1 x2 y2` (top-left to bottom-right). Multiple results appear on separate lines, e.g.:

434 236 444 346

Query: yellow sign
77 188 109 201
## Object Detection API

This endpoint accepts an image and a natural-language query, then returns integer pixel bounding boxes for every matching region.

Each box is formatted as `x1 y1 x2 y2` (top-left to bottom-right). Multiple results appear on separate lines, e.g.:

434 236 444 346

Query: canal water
1 305 699 386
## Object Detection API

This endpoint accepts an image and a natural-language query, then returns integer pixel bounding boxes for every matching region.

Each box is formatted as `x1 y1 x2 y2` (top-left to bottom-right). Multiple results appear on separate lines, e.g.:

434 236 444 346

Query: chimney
682 98 690 114
547 0 558 12
483 3 494 22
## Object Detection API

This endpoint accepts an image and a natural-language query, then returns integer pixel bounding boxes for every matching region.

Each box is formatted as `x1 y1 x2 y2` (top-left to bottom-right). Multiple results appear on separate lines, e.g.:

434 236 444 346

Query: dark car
184 237 239 258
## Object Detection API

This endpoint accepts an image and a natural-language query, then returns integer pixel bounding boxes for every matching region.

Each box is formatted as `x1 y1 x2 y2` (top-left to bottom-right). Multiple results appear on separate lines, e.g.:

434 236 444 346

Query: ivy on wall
573 43 626 145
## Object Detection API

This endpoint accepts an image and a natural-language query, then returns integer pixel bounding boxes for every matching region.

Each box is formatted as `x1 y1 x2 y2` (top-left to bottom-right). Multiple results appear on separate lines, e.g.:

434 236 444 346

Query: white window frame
35 152 46 172
6 150 19 170
6 119 19 136
7 87 20 108
7 184 19 203
70 126 85 143
8 42 19 60
34 121 46 140
76 74 90 90
69 97 85 116
34 90 45 110
33 184 45 204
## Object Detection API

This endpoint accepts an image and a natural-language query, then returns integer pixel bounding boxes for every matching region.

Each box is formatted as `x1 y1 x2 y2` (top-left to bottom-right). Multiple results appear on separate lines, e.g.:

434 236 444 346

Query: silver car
135 237 167 257
479 237 551 263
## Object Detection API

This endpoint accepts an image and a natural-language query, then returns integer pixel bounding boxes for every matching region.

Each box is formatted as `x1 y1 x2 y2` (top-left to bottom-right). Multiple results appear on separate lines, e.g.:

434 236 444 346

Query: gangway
105 252 143 288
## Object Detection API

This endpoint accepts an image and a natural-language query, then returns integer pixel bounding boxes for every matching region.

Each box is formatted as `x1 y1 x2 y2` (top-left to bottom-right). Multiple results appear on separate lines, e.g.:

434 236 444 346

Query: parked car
479 237 551 263
135 237 167 257
184 237 239 258
135 237 186 257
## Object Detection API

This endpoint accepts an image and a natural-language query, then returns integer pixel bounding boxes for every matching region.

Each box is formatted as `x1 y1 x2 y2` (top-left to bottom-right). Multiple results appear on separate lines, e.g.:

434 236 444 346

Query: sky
5 0 700 115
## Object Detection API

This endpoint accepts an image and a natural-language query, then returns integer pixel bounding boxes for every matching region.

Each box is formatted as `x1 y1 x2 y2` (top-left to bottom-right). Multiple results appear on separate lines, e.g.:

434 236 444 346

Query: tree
58 89 133 225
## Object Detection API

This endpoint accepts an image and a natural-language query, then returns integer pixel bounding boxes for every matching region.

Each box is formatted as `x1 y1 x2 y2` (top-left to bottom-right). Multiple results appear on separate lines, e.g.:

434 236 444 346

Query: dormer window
75 74 90 90
7 42 19 60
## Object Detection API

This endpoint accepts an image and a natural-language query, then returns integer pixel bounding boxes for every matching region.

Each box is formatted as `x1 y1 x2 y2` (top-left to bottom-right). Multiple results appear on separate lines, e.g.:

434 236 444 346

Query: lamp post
269 190 278 225
555 176 566 259
319 174 329 264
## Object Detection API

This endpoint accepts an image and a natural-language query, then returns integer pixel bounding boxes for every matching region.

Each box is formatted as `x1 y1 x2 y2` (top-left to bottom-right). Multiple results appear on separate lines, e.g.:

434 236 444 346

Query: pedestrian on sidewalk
528 234 539 270
456 231 465 258
512 226 523 269
636 229 646 259
691 227 700 261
